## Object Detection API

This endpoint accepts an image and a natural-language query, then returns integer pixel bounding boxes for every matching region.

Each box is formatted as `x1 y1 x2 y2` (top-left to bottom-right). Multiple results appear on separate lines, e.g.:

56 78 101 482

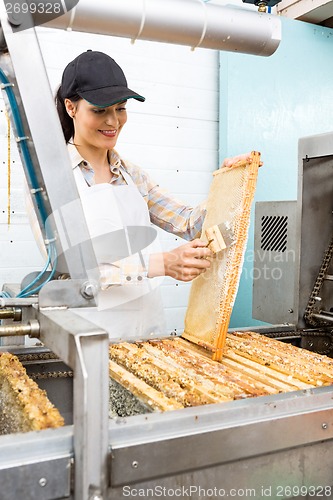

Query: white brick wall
0 28 219 334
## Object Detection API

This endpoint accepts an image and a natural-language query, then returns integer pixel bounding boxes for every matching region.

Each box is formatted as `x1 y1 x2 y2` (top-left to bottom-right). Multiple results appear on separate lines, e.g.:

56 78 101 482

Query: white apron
71 164 166 341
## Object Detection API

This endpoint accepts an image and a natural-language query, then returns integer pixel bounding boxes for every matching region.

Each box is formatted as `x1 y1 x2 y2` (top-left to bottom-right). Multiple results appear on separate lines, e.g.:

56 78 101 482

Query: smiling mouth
99 130 117 137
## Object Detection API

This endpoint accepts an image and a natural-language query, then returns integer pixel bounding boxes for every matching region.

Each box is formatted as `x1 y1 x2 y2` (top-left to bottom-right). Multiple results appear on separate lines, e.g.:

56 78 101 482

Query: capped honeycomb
0 352 64 435
109 332 333 413
183 152 261 361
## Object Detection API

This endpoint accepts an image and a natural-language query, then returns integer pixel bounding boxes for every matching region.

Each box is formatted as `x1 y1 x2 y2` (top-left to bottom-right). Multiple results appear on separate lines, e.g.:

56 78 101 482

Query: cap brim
78 86 145 107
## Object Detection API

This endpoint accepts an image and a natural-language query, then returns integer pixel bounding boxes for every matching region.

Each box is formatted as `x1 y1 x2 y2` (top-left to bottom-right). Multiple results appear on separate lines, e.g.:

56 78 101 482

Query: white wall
0 28 219 333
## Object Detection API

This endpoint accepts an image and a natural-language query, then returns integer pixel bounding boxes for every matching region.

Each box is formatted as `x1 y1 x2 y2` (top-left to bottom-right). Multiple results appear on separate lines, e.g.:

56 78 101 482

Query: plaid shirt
68 144 206 240
68 144 207 287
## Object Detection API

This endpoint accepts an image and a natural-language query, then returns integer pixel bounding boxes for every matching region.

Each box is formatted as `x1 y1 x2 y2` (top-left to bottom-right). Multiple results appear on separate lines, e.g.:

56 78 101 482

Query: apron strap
119 165 135 187
73 165 90 192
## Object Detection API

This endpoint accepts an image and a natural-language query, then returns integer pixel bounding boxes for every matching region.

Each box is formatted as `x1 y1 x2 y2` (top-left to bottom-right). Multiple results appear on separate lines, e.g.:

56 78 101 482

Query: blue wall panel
219 17 333 328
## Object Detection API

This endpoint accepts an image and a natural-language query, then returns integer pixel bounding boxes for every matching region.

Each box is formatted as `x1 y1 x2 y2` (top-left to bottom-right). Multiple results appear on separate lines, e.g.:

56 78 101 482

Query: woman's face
65 98 127 150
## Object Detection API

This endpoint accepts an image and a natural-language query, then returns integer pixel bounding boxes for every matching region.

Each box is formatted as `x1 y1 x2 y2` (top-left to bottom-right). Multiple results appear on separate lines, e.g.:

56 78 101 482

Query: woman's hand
148 239 212 282
222 152 263 168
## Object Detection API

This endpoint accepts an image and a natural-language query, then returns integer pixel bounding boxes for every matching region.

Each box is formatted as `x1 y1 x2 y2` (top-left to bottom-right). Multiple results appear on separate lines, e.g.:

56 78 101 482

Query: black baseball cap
60 50 145 107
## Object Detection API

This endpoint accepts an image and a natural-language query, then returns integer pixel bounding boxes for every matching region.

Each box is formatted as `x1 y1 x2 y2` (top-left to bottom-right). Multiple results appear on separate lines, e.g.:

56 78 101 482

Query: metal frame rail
0 299 110 500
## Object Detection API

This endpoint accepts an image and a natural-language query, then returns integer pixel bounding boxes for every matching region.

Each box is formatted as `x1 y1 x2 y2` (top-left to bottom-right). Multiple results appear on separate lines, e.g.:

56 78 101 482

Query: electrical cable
17 244 58 298
16 245 52 298
0 68 58 297
6 111 10 225
0 68 49 225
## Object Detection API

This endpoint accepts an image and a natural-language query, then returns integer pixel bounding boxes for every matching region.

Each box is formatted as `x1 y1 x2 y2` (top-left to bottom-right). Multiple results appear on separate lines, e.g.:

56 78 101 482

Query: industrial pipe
46 0 281 56
312 313 333 324
0 320 40 337
0 308 22 321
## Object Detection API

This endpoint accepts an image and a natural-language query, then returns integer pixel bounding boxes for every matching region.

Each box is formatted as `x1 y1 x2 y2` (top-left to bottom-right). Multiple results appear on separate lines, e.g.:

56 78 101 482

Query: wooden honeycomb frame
183 151 261 361
108 333 333 412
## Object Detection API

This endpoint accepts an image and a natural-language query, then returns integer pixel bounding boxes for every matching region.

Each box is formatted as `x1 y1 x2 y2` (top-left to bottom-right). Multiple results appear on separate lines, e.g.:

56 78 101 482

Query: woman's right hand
149 239 212 282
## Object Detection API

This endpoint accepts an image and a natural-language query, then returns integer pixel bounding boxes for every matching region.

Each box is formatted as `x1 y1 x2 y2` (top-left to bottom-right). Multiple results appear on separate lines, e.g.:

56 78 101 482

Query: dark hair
55 86 81 143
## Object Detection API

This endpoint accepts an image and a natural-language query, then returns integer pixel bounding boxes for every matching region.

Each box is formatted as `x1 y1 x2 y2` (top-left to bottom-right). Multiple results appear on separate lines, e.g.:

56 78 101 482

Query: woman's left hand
222 152 263 168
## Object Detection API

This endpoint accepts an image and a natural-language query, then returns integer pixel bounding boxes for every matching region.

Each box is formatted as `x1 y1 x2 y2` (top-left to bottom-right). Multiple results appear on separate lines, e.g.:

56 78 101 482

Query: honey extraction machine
0 2 333 500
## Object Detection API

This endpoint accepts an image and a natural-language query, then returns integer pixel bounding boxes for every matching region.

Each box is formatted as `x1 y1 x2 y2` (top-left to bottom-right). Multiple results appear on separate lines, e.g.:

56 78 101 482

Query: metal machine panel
0 427 72 500
252 200 297 325
295 132 333 329
0 457 71 500
108 441 333 500
108 386 333 492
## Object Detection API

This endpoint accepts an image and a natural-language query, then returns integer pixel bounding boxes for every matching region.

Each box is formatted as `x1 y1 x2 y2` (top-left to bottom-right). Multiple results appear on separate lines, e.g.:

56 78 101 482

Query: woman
56 50 212 283
55 50 243 337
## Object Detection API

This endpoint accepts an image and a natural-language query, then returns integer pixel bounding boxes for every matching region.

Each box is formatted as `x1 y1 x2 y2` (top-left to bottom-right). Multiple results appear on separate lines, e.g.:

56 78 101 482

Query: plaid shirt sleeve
123 159 206 241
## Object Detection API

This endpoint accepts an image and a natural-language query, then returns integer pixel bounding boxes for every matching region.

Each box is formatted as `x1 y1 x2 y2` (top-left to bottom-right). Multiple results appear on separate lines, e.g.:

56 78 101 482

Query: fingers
178 270 203 282
186 238 212 259
176 264 209 282
176 241 212 280
163 239 213 282
222 152 264 168
186 256 211 270
190 238 208 248
222 153 251 168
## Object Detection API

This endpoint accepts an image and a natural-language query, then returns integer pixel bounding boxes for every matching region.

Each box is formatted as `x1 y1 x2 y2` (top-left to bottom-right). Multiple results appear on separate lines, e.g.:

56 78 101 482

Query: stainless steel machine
1 2 333 500
253 132 333 353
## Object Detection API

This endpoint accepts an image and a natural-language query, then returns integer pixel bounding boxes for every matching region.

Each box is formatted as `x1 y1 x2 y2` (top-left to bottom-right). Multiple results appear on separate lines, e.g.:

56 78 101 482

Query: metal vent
261 215 288 252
